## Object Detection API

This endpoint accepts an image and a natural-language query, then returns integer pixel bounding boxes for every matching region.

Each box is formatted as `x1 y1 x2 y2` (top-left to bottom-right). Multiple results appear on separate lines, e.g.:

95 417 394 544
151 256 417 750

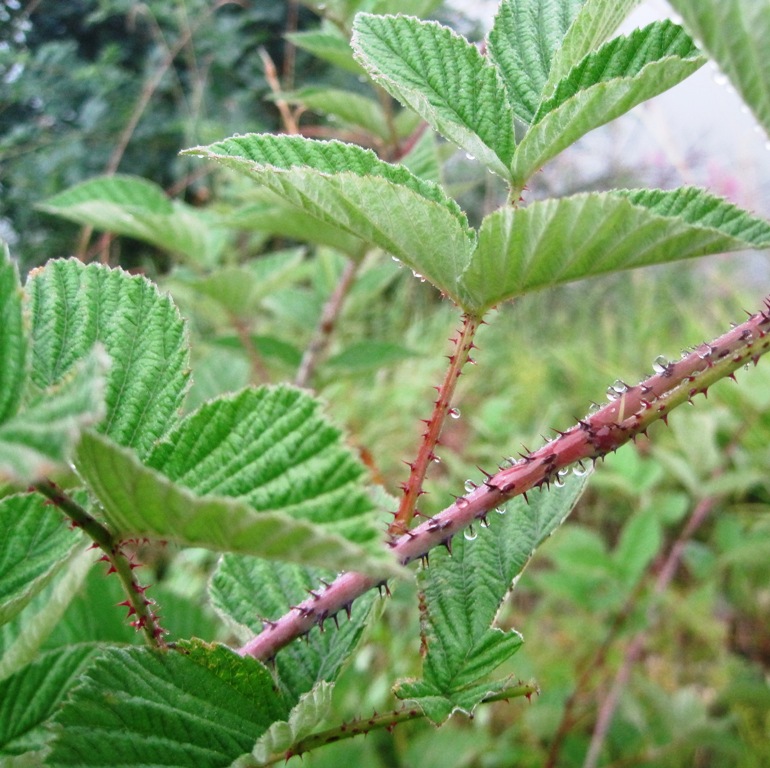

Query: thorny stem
33 479 166 649
581 491 722 768
239 300 770 663
388 312 481 536
260 683 539 765
295 258 361 388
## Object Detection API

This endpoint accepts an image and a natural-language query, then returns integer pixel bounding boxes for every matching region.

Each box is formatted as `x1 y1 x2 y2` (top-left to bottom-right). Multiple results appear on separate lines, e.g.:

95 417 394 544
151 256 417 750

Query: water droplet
557 467 569 478
464 526 477 541
606 387 619 402
501 456 516 469
572 462 589 477
465 152 475 160
652 355 669 374
495 506 506 515
611 380 628 394
432 455 441 464
479 517 490 528
456 496 469 509
713 72 729 86
588 402 601 414
449 408 461 419
554 475 565 488
464 479 477 493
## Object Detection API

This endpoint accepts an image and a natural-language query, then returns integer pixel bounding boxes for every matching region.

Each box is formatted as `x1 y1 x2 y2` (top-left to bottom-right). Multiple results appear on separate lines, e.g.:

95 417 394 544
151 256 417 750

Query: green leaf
243 683 334 767
459 188 770 311
487 0 585 125
286 29 365 75
26 259 190 459
326 341 416 372
512 23 704 185
395 474 589 724
669 0 770 137
183 135 475 304
0 349 108 485
613 511 661 585
0 494 82 627
0 244 26 425
352 14 515 177
48 645 290 768
210 556 377 701
0 645 98 759
544 0 641 93
281 87 391 140
37 176 225 266
76 430 400 577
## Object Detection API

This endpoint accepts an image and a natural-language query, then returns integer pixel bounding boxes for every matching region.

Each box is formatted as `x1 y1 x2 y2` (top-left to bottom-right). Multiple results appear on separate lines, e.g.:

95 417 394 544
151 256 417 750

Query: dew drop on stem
449 408 461 419
464 479 477 493
495 506 506 515
653 355 669 374
464 526 477 541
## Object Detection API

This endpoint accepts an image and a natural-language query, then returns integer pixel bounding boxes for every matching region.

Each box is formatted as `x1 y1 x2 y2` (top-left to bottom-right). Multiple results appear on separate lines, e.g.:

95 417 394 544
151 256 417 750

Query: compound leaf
47 645 289 768
487 0 584 125
25 259 190 460
669 0 770 137
352 13 515 177
38 176 225 267
395 474 589 724
183 135 475 304
0 243 25 425
512 22 703 186
210 556 377 702
459 188 770 312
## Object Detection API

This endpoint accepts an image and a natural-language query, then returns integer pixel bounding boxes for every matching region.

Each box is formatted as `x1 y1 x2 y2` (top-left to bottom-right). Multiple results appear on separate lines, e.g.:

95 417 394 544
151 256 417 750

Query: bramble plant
3 0 770 765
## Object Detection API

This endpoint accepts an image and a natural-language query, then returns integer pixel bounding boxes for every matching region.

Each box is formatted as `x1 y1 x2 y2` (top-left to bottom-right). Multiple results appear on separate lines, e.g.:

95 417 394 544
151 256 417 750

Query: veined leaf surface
0 243 25 425
487 0 584 125
395 474 590 724
352 14 515 177
669 0 770 138
458 188 770 312
184 135 475 303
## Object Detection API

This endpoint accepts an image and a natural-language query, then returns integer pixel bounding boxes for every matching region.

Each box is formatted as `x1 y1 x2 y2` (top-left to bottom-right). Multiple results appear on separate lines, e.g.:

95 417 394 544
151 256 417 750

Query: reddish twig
239 300 770 663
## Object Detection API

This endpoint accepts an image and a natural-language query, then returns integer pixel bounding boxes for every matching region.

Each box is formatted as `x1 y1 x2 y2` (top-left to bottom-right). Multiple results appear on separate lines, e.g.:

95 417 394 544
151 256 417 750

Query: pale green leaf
210 557 376 701
395 474 590 723
512 26 703 185
613 512 661 585
544 0 641 94
0 646 98 759
669 0 770 137
37 176 225 266
326 341 416 372
535 21 701 121
0 548 93 681
0 244 26 425
0 349 108 485
0 495 82 627
286 29 365 75
47 645 289 768
76 431 400 577
458 188 770 312
399 128 442 184
239 683 334 767
183 135 475 304
351 14 515 176
25 259 190 459
281 87 391 140
487 0 585 124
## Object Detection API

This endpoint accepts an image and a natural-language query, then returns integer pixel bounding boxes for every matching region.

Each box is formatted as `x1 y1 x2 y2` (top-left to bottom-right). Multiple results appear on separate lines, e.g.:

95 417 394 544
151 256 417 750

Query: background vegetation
2 1 769 765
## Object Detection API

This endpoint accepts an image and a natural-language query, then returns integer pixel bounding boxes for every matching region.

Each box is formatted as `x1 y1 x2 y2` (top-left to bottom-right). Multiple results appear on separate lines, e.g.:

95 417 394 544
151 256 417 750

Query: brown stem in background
232 314 271 384
283 0 299 91
260 47 300 135
388 312 480 536
34 479 166 648
239 299 770 663
295 258 360 388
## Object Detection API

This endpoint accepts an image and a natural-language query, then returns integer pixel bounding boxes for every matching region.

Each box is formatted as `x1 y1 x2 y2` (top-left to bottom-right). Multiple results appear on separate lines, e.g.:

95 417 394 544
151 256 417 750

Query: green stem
34 479 166 649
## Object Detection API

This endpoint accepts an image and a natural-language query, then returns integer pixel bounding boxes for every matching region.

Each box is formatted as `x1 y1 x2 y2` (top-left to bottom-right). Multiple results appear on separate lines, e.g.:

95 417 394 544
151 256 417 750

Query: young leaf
0 494 82 627
210 556 377 701
183 135 475 304
544 0 641 93
0 243 26 425
487 0 585 125
76 431 401 577
352 14 515 177
37 175 225 266
394 474 590 724
286 29 365 75
48 645 290 768
512 22 704 186
0 348 108 485
25 259 190 460
242 682 335 767
669 0 770 137
0 645 99 759
458 188 770 312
